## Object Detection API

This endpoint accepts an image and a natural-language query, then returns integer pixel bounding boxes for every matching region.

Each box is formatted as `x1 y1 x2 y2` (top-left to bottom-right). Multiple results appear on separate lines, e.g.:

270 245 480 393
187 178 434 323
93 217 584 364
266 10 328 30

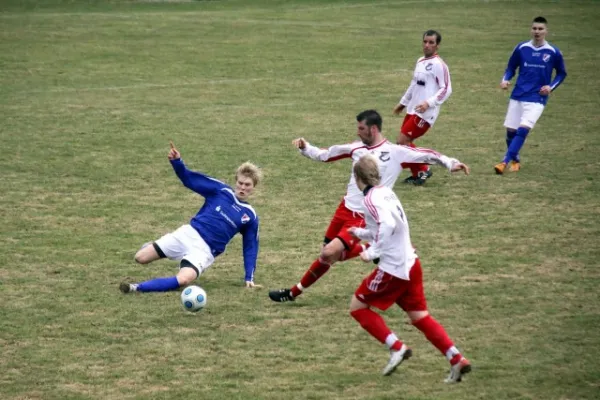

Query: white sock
385 333 400 350
445 346 460 361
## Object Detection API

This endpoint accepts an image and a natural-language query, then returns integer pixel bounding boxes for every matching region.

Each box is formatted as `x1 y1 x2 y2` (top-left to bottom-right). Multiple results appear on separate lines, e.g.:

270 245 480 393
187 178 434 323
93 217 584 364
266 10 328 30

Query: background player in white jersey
495 16 567 174
393 30 452 185
348 155 471 382
119 142 262 294
268 110 469 303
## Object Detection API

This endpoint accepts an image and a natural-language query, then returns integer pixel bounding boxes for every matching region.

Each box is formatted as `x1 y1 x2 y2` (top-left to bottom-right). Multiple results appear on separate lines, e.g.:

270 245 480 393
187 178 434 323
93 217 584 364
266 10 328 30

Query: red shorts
324 200 365 249
354 259 427 311
400 114 431 140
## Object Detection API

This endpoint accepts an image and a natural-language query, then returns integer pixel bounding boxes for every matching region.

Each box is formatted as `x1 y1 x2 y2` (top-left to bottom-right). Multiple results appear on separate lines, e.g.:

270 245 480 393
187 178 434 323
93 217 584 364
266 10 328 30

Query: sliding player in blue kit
119 142 263 294
494 16 567 174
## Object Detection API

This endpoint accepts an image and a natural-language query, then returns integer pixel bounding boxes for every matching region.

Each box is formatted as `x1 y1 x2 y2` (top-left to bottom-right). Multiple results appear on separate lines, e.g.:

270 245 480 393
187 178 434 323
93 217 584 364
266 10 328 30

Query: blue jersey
170 159 259 282
502 40 567 105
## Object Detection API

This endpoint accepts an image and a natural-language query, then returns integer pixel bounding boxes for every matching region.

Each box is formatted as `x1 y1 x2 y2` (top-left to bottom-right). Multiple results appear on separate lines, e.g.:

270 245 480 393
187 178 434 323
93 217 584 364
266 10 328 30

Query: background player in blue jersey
494 16 567 174
119 142 262 293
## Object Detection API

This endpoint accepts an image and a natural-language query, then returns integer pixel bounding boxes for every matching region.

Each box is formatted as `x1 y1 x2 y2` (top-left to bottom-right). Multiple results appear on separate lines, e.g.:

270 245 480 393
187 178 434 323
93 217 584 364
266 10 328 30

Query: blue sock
505 129 516 149
137 276 180 292
503 127 529 163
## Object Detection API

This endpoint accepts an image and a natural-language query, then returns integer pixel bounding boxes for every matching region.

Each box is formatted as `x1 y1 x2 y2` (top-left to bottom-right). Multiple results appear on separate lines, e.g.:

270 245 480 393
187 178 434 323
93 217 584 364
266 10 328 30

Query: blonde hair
353 155 380 187
236 162 263 186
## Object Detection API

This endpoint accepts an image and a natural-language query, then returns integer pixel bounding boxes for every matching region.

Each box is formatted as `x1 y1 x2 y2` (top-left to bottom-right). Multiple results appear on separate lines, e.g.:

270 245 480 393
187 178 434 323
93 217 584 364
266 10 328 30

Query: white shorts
503 99 545 130
154 224 215 276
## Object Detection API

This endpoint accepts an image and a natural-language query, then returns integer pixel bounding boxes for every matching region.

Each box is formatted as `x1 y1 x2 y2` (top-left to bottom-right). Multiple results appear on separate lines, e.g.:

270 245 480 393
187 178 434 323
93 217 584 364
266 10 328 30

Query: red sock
290 258 331 297
340 242 365 261
350 308 402 350
413 315 459 360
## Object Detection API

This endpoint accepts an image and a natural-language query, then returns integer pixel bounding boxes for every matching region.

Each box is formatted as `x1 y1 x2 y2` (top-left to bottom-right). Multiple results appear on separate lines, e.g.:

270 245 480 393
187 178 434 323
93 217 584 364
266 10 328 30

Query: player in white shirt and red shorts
348 154 471 382
268 110 469 303
394 30 452 185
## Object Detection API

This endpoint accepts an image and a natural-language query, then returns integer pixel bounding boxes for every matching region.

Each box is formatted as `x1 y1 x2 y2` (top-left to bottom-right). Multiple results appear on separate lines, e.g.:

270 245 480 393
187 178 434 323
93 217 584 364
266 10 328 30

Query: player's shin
291 258 331 297
350 308 401 349
412 315 461 364
137 276 180 292
504 127 529 163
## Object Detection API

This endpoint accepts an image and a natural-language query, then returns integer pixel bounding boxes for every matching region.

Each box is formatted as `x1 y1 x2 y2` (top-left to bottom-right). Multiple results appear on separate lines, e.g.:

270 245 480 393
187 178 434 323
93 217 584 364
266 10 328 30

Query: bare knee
320 243 343 264
407 310 429 323
177 266 199 286
134 244 159 264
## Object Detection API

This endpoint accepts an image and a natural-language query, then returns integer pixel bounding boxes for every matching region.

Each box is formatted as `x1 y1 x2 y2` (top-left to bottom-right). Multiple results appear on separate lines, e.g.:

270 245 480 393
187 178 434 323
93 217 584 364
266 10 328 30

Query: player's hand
359 251 371 263
451 162 470 175
245 281 263 288
292 137 307 150
393 103 405 115
168 141 181 160
539 85 551 96
414 101 430 113
347 227 360 238
500 80 511 90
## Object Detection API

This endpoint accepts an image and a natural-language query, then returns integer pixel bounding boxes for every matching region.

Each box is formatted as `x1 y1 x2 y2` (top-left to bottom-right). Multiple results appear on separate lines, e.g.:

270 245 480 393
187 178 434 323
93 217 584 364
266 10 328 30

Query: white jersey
299 139 459 213
399 54 452 126
352 185 416 280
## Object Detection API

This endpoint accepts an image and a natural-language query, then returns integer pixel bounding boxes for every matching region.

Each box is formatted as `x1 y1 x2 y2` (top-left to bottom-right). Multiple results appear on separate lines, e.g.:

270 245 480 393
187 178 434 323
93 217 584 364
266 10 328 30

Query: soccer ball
180 285 207 312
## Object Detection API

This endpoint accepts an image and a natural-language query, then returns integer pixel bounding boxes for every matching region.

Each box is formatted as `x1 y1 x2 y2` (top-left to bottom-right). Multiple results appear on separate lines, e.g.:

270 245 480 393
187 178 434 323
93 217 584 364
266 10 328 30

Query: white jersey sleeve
363 196 397 261
391 144 460 171
350 227 374 241
300 141 358 162
426 60 452 108
400 71 418 106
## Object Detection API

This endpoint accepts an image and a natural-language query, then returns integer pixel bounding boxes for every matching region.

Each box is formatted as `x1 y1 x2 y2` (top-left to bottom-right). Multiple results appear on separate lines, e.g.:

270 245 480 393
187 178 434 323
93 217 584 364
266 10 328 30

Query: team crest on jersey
543 54 551 63
241 213 250 224
425 63 433 71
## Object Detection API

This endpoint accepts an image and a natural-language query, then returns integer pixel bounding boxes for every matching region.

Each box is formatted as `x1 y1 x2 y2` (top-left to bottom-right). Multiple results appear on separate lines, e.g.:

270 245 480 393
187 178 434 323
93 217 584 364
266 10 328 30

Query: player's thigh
519 102 545 129
355 268 409 311
396 259 428 312
154 224 199 261
135 244 161 264
401 114 430 140
180 230 215 277
503 99 522 130
335 215 366 251
324 201 358 242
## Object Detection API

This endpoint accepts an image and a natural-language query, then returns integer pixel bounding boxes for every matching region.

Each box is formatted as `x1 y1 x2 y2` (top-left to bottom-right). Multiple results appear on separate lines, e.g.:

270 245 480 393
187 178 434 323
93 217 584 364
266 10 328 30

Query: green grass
1 0 599 399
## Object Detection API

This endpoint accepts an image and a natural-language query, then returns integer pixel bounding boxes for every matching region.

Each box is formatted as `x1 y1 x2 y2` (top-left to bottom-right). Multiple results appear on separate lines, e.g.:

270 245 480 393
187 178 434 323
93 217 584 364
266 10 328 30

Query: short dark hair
423 29 442 44
533 16 547 24
356 109 382 131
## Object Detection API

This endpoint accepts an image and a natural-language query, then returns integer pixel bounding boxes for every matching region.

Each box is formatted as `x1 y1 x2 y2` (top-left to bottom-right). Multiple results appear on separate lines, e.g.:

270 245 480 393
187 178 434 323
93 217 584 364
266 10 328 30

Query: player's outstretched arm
168 141 223 197
293 137 355 162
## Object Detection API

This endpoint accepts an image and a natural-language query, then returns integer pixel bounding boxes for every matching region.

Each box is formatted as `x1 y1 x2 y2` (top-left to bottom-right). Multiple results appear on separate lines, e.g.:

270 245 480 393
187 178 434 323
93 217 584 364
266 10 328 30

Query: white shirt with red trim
299 139 460 213
352 185 416 280
399 54 452 126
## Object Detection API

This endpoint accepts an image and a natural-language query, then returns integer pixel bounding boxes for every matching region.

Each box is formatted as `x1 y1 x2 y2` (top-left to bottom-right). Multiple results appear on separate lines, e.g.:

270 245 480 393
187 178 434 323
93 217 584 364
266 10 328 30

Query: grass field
1 0 600 399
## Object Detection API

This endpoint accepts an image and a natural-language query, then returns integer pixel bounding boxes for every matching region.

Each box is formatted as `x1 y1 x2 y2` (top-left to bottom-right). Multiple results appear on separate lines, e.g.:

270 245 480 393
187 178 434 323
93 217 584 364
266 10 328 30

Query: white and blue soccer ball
180 285 207 312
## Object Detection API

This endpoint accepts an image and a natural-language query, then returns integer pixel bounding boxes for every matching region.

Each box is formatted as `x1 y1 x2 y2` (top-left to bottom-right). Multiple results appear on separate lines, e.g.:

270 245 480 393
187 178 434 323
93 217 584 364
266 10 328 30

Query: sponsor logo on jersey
524 62 545 69
241 213 250 224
